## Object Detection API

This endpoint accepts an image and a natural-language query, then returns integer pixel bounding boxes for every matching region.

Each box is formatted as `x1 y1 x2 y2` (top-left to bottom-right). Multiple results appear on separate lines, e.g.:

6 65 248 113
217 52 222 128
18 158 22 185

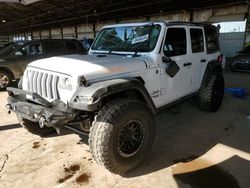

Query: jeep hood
28 54 148 80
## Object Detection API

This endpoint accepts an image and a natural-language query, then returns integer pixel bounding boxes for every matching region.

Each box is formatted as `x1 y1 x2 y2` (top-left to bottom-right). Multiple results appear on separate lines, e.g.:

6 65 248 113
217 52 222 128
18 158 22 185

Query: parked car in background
0 45 4 51
231 45 250 72
0 39 87 89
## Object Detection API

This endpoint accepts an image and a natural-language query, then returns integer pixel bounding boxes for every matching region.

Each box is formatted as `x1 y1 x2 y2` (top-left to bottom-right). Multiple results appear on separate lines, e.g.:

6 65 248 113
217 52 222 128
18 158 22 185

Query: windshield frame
90 23 162 54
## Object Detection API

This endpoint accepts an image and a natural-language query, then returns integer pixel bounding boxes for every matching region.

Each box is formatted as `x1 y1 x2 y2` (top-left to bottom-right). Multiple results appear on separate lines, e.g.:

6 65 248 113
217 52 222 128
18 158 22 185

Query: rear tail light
217 54 223 63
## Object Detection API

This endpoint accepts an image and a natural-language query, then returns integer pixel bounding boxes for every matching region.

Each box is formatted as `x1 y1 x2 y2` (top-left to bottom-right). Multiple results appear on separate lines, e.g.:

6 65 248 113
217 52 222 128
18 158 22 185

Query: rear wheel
89 99 155 174
197 71 224 112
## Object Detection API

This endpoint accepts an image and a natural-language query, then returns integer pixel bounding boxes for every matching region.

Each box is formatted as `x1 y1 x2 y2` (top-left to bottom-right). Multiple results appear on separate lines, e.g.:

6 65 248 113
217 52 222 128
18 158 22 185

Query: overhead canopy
0 0 247 34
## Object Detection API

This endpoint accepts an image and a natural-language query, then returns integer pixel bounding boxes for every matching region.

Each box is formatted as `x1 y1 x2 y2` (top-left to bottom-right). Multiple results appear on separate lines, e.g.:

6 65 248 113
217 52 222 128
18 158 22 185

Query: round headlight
59 78 72 90
65 78 72 89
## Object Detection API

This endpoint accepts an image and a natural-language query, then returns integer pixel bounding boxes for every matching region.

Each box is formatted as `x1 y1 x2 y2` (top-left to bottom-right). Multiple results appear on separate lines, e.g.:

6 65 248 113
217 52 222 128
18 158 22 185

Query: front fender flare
69 78 156 112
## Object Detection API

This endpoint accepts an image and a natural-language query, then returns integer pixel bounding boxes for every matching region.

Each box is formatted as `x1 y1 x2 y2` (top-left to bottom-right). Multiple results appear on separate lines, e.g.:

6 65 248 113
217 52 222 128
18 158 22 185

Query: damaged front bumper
6 87 77 133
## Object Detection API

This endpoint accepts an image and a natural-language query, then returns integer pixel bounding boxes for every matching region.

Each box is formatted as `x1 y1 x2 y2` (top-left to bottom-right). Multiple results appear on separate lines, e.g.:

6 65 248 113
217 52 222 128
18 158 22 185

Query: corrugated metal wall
219 32 245 57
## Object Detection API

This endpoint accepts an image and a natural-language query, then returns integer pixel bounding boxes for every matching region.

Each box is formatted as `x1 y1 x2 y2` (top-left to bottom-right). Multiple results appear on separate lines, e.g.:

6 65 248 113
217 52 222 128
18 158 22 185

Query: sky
213 20 247 33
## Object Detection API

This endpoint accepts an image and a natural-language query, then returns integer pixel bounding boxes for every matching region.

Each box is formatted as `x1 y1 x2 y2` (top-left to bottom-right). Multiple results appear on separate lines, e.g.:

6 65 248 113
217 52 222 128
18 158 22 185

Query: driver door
159 26 194 105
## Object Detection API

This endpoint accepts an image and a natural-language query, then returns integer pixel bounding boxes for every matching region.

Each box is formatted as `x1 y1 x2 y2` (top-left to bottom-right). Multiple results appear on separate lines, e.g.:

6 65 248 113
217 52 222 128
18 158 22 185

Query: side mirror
163 57 180 78
162 56 173 63
15 51 23 56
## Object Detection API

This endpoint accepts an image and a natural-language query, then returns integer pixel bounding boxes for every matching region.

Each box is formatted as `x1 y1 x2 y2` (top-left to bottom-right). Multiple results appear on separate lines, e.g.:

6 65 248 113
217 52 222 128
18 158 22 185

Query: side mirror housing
162 56 180 78
162 56 173 63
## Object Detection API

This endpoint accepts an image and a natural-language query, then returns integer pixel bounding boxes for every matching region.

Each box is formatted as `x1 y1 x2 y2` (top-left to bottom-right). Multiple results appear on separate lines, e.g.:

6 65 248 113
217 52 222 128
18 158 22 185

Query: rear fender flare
201 60 223 87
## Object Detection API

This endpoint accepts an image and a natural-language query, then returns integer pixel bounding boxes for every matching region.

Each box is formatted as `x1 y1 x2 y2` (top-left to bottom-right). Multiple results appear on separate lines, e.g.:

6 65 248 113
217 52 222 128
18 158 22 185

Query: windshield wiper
134 23 154 57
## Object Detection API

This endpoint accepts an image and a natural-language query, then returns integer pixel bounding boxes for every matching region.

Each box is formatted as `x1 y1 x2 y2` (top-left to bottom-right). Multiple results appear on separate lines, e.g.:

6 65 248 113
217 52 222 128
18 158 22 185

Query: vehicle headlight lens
236 60 246 64
65 78 72 89
59 78 73 90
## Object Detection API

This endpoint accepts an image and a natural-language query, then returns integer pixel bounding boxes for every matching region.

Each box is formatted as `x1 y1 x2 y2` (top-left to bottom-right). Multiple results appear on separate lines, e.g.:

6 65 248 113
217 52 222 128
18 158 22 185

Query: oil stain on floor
58 164 90 184
76 173 90 184
32 142 40 149
58 164 81 183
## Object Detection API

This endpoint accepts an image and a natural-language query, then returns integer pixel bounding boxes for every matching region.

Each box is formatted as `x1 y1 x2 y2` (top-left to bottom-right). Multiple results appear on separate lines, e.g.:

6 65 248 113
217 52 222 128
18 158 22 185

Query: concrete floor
0 72 250 188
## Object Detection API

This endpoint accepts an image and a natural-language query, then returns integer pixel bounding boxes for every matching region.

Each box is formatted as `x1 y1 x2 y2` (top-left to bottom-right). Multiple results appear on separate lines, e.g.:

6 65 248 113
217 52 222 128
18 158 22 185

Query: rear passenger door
189 27 206 89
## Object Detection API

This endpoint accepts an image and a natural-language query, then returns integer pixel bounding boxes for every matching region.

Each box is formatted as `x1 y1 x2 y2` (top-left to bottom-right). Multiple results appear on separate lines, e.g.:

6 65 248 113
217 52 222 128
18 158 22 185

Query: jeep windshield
91 24 161 53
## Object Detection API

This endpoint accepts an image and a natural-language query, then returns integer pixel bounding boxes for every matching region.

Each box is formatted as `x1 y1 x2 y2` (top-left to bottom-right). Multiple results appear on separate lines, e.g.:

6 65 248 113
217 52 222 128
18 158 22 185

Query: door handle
183 62 192 67
201 59 207 63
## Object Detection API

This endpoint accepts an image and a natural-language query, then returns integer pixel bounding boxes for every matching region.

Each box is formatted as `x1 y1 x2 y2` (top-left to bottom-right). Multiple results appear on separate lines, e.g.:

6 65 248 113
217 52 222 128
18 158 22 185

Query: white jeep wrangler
6 21 224 174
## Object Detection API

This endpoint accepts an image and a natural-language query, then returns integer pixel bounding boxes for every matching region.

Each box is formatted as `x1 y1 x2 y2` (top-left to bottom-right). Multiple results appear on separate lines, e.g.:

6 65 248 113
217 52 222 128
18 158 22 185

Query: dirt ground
0 71 250 188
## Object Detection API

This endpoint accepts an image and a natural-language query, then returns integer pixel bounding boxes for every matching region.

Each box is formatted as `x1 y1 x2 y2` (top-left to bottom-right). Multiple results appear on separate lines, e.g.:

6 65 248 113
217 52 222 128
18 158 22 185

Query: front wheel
0 70 13 90
89 99 155 174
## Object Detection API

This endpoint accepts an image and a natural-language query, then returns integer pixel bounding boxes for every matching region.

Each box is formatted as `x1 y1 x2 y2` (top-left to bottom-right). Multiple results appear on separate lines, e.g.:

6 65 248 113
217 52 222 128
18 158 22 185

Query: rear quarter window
204 26 219 54
190 28 204 53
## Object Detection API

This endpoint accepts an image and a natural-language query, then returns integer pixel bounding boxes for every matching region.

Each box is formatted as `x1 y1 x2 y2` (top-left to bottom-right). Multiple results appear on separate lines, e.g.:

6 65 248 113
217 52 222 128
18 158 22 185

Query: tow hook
39 116 48 128
39 116 61 134
6 104 12 114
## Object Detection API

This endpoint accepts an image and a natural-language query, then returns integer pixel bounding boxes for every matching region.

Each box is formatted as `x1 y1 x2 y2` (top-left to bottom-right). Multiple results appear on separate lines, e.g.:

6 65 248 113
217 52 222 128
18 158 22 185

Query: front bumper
6 87 77 131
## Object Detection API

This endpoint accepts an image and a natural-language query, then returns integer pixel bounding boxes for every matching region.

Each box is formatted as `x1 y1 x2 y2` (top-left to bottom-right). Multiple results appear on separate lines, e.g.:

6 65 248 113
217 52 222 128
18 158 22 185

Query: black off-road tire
18 115 56 137
197 72 224 112
89 99 155 174
0 70 13 90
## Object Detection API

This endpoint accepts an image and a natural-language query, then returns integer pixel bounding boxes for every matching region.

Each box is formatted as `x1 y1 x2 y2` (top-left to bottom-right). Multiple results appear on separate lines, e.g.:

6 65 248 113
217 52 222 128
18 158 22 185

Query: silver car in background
0 39 86 90
231 46 250 72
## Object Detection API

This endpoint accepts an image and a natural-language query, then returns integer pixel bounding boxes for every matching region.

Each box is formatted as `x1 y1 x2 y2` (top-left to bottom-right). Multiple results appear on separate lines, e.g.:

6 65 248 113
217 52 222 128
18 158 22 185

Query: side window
15 43 43 56
15 46 27 56
163 28 187 57
65 41 78 52
204 26 219 53
43 41 63 54
190 28 204 53
26 43 43 55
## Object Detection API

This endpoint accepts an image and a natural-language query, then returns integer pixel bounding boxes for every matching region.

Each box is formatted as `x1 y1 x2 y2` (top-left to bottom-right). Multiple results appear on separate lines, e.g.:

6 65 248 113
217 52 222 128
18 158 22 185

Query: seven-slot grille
26 69 60 100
